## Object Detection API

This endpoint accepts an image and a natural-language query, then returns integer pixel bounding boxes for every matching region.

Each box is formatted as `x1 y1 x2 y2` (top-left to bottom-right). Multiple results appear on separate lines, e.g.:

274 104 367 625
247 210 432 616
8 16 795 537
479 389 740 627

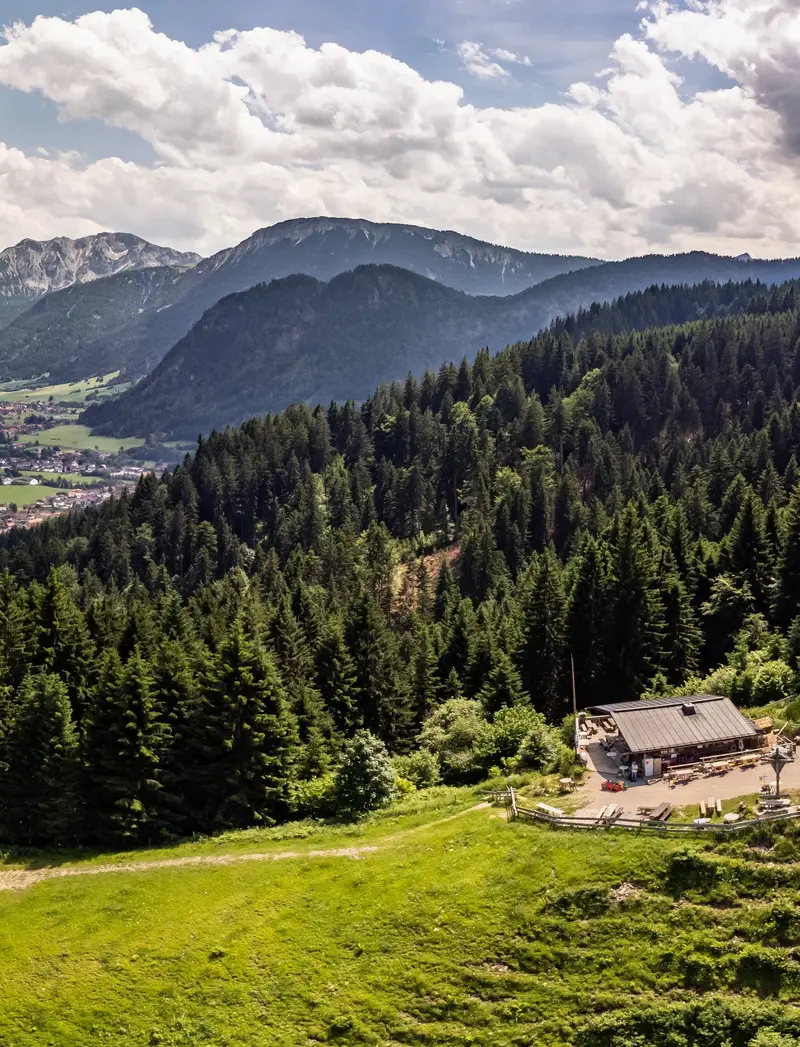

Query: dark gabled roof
589 695 758 754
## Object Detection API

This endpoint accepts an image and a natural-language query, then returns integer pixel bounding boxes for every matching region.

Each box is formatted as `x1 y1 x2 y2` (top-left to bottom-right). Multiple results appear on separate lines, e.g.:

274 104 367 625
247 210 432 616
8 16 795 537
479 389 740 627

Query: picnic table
670 768 694 781
650 803 674 822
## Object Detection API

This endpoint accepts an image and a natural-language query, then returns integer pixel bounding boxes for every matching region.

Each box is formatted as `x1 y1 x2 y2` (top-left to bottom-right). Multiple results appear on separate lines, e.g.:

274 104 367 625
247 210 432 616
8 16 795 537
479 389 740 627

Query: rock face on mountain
0 219 598 381
0 232 200 328
82 261 783 441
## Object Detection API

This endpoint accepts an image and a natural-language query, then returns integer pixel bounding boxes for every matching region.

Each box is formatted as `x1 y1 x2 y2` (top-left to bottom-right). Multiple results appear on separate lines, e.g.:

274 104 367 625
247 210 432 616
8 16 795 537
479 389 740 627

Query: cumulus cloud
0 4 798 258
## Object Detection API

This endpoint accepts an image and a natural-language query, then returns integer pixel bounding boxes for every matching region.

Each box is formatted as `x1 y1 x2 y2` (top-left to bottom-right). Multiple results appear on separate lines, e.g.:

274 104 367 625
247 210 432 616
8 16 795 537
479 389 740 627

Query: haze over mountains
0 233 200 329
82 266 791 440
0 218 597 383
5 217 800 440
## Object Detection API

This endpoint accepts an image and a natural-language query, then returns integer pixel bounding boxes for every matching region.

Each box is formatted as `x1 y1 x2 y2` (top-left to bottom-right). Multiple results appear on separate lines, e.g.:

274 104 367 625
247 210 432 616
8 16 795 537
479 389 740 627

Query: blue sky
0 0 641 163
0 0 797 261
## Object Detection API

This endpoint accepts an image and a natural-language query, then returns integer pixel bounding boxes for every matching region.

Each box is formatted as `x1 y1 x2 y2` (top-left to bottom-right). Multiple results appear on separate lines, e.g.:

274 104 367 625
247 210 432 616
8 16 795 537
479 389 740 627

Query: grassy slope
0 373 122 404
3 792 800 1047
18 424 143 453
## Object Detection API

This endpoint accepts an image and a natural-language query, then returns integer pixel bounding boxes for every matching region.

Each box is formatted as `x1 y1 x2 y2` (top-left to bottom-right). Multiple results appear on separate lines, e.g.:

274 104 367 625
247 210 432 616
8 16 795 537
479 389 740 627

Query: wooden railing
503 788 800 835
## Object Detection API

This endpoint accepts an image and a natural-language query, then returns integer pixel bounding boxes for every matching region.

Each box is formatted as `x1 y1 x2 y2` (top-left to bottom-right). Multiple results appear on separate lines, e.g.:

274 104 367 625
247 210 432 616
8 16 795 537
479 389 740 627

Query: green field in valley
18 424 143 454
20 471 102 486
2 791 800 1047
0 372 123 405
0 484 61 507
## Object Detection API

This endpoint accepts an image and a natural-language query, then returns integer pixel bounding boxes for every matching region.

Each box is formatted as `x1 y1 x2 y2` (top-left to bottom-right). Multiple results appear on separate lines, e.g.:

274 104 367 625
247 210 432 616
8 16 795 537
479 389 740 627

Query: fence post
509 786 518 819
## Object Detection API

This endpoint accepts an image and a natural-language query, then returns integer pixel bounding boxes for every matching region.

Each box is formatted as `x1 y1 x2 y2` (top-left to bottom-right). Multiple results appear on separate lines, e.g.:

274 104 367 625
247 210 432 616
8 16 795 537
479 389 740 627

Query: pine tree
478 650 529 714
775 485 800 629
200 622 298 830
566 533 611 708
82 650 172 845
347 595 413 750
605 505 666 701
0 674 79 845
517 548 567 718
723 488 774 614
315 621 359 737
409 620 441 726
35 568 95 722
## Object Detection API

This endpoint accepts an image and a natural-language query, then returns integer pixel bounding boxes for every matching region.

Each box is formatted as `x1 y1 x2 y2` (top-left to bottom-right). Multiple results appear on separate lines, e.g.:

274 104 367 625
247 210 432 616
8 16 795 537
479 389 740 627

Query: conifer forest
4 278 800 847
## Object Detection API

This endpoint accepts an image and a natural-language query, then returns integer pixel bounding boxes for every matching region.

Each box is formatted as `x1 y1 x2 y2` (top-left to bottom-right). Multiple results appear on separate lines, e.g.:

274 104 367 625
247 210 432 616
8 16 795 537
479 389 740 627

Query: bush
418 699 494 783
333 731 396 817
489 705 545 762
392 750 441 789
517 721 572 773
289 773 336 818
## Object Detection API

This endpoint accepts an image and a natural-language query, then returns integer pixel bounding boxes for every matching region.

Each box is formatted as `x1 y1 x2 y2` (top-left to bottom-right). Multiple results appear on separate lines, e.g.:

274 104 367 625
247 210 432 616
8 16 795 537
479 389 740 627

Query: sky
0 0 798 260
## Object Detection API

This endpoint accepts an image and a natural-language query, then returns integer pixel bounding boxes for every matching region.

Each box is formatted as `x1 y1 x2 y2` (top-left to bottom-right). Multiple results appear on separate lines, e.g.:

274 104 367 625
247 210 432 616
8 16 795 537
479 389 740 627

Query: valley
0 372 171 530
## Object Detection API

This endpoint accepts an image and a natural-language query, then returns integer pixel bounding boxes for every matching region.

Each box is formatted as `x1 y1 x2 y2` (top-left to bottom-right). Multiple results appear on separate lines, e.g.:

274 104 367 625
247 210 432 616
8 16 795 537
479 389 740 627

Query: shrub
418 699 494 783
289 773 336 819
517 721 571 773
392 750 441 789
332 731 396 817
489 705 545 762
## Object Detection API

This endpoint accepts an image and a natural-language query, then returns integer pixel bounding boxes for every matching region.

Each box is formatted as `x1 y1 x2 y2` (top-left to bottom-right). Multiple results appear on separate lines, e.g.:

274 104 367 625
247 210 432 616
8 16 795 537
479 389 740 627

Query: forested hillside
83 270 787 440
3 278 800 846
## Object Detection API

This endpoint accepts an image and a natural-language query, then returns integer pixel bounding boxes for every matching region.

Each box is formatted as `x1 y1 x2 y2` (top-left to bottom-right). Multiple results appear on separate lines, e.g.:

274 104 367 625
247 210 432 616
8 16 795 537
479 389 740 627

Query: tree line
3 278 800 846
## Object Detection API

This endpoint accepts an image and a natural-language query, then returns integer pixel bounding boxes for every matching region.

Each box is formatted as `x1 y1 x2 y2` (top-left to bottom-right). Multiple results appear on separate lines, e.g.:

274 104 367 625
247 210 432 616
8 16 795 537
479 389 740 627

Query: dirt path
0 846 378 893
0 802 493 893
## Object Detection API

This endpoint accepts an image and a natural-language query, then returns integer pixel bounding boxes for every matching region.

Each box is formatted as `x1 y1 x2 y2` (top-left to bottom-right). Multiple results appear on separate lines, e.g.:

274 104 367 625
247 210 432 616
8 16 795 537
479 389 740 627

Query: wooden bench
650 803 674 822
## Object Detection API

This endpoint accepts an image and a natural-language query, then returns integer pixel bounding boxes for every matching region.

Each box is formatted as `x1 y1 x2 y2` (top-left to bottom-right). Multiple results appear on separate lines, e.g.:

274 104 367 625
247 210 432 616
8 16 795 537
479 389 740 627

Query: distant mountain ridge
0 218 598 381
82 263 790 441
0 232 200 329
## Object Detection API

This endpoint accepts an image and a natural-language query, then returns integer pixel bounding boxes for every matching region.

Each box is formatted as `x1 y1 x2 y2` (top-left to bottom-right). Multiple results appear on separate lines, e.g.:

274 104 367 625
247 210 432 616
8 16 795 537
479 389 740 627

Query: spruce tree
478 650 529 715
201 622 298 830
315 620 359 737
605 505 666 702
82 650 172 845
566 533 611 708
775 484 800 629
0 674 79 845
517 548 568 719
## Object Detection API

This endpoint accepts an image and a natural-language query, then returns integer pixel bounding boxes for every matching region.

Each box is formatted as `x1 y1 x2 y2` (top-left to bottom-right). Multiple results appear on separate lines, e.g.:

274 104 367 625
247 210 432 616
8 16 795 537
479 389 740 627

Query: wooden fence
499 788 800 836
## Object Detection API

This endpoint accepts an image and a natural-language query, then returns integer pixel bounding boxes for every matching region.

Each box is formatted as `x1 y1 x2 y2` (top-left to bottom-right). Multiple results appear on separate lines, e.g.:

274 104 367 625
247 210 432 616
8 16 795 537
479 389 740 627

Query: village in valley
0 373 174 530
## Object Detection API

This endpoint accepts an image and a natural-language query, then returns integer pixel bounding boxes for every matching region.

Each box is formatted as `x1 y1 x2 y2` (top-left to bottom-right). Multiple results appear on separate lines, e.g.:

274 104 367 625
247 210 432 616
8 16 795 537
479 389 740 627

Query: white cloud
0 4 799 259
455 41 532 78
455 41 511 79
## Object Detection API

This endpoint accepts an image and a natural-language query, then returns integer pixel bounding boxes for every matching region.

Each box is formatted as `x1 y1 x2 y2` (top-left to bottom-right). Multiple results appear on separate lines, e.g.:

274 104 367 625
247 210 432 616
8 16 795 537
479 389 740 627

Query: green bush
333 731 396 816
418 699 494 783
289 773 336 818
392 750 441 789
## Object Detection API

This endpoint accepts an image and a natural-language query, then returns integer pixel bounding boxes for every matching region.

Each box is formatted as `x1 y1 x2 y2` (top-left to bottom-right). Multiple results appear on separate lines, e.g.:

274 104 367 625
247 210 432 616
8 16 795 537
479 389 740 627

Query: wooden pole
571 653 579 753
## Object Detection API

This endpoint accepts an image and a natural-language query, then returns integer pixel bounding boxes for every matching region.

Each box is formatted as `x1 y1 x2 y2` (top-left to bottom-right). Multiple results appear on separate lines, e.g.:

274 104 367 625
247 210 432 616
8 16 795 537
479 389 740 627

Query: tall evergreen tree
0 674 79 844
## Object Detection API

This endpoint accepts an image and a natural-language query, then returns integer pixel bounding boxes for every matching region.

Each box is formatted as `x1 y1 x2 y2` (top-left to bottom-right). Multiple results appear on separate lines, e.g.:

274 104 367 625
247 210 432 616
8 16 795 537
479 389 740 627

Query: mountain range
0 232 199 330
82 264 786 440
6 216 800 441
0 218 597 382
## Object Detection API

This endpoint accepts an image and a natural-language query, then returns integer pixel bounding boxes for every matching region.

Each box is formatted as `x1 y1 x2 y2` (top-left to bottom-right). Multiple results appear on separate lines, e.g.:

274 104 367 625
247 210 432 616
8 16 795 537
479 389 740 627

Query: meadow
0 372 122 405
0 483 61 507
20 471 103 486
2 790 800 1047
18 423 143 454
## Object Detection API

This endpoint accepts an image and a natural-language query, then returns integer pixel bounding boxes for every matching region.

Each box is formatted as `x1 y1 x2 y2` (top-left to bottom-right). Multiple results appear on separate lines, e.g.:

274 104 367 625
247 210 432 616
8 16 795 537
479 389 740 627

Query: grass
18 424 143 454
0 484 61 507
19 471 103 486
3 790 800 1046
0 373 122 405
